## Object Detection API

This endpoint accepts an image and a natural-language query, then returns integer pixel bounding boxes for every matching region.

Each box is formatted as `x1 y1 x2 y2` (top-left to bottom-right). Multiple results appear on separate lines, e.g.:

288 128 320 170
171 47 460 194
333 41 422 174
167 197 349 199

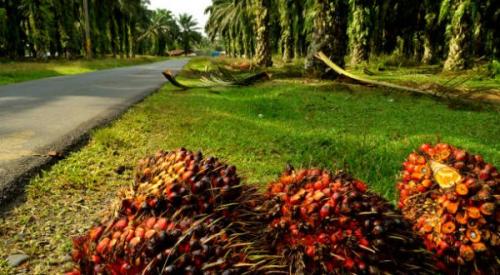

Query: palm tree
205 0 255 58
348 0 371 65
136 9 178 56
278 0 294 62
178 13 202 55
443 0 474 71
20 0 53 57
254 0 272 66
305 0 349 77
421 0 441 64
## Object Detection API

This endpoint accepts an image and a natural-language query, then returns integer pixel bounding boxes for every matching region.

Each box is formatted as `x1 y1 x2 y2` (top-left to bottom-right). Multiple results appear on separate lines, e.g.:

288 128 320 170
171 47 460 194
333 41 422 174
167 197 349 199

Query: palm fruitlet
263 166 434 274
69 148 281 275
397 143 499 274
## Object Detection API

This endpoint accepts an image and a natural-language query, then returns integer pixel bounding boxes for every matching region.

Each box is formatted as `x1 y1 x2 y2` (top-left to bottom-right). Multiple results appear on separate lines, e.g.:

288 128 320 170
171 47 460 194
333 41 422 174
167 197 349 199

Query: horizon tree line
0 0 202 59
205 0 500 73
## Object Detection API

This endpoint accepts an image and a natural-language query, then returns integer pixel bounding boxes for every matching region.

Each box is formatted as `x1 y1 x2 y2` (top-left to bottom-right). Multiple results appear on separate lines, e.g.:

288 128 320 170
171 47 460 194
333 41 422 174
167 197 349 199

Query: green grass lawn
0 55 169 85
351 65 500 91
0 58 499 274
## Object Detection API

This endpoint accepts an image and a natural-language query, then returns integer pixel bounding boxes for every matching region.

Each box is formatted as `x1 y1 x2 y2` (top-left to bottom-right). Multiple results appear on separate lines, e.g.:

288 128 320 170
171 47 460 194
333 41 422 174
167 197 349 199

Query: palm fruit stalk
262 166 434 274
397 143 499 273
69 148 283 275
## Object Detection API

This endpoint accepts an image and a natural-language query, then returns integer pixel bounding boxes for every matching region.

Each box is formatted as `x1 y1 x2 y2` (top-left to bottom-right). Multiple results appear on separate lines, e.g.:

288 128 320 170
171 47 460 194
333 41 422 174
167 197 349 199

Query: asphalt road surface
0 58 188 206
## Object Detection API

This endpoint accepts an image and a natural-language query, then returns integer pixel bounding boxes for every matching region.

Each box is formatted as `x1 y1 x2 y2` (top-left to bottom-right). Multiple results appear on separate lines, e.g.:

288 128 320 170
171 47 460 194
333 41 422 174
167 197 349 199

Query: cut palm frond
162 69 270 90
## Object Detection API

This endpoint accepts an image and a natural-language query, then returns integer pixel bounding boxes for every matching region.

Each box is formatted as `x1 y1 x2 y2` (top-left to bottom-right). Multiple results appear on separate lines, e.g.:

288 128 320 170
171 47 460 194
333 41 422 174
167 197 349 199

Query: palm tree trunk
254 0 273 67
443 0 472 71
293 0 306 58
279 0 294 63
421 33 434 64
306 0 349 78
349 0 370 66
83 0 92 58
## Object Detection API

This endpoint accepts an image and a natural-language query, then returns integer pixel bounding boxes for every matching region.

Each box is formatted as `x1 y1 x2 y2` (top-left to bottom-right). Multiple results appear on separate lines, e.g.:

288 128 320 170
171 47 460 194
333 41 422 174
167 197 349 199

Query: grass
0 55 169 85
353 55 500 91
0 57 499 274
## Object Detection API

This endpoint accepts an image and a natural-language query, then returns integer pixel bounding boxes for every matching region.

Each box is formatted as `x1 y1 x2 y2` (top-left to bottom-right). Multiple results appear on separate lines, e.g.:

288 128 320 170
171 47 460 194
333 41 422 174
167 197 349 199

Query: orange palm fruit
472 242 487 252
456 212 468 225
270 183 284 193
467 207 481 219
459 245 475 262
479 202 494 216
441 221 456 234
455 184 469 196
422 223 434 233
490 233 499 246
313 190 325 201
421 179 433 188
445 201 459 214
466 229 481 243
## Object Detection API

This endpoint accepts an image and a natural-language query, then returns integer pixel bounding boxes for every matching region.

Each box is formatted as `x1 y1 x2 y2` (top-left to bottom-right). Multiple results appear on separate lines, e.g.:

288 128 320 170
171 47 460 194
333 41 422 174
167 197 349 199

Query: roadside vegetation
0 58 498 273
0 56 170 85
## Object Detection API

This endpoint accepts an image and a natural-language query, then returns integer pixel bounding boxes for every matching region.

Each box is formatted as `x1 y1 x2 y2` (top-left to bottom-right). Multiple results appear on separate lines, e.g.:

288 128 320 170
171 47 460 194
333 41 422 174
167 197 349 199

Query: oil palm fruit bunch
69 213 273 274
262 165 433 274
68 148 283 274
396 143 499 273
124 148 243 218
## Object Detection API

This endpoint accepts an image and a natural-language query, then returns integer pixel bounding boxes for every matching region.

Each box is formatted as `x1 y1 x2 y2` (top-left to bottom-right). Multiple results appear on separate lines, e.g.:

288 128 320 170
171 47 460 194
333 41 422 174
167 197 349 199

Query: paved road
0 58 188 206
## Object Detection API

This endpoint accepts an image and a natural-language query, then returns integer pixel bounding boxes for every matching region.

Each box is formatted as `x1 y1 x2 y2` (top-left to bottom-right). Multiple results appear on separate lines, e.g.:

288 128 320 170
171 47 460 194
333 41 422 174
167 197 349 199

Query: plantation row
206 0 499 73
66 143 498 274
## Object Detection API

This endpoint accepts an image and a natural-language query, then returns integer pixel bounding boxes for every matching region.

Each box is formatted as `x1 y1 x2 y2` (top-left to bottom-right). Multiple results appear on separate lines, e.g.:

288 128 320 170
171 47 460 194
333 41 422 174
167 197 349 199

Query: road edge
0 70 179 209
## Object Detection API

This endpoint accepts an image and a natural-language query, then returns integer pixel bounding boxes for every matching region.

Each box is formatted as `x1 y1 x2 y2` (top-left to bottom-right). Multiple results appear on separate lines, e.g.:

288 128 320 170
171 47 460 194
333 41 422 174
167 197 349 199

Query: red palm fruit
65 270 81 275
313 181 323 190
343 258 355 269
318 233 329 244
420 144 431 153
114 218 128 230
153 218 167 231
270 182 284 193
353 180 367 192
145 229 156 239
91 255 101 264
454 149 467 161
96 238 110 254
134 227 145 238
320 204 330 218
145 217 156 229
305 245 315 257
89 226 104 241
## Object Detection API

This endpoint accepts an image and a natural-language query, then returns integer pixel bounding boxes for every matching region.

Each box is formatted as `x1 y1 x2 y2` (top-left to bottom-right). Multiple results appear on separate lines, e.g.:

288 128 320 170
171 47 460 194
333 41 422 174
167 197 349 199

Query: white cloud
148 0 212 32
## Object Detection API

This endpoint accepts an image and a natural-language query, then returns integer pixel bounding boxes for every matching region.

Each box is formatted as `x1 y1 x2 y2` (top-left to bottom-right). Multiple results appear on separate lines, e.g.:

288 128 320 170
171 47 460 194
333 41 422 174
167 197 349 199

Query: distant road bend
0 58 188 206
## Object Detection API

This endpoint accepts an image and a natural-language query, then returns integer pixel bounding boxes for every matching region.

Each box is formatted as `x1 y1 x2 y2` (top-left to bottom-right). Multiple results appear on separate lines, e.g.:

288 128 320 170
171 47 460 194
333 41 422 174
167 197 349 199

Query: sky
148 0 212 33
